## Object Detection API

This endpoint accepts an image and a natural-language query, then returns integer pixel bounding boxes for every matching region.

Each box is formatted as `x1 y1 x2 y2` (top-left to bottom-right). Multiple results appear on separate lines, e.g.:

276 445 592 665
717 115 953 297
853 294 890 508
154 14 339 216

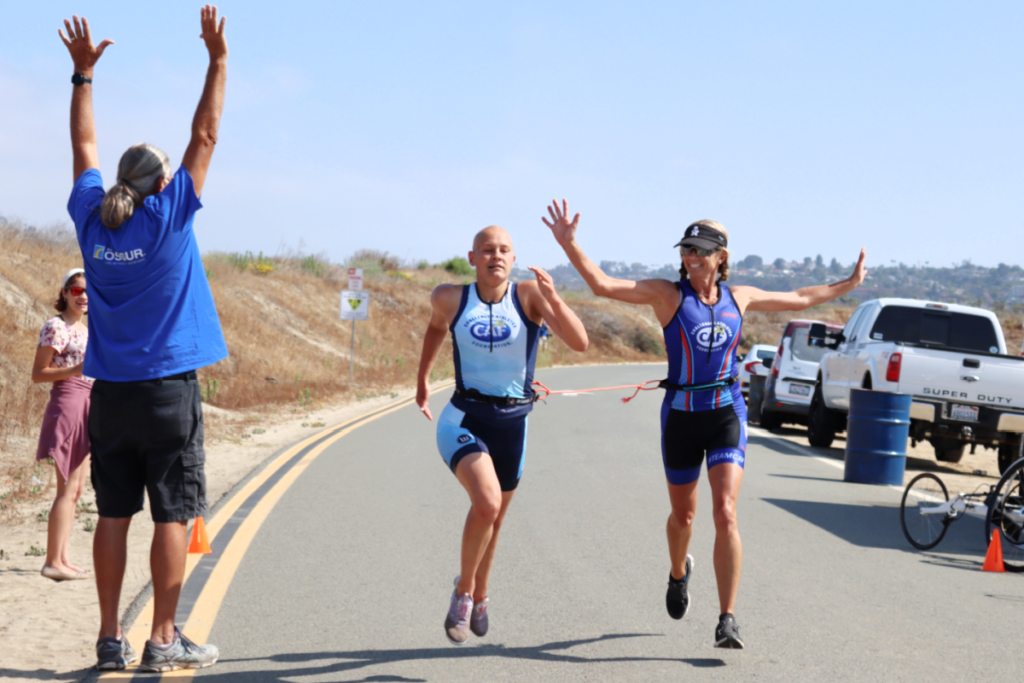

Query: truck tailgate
896 346 1024 409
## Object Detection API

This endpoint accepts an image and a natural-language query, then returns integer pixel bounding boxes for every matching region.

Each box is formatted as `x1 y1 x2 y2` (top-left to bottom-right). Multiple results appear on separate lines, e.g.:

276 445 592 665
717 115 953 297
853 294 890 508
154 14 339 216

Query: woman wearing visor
543 200 865 649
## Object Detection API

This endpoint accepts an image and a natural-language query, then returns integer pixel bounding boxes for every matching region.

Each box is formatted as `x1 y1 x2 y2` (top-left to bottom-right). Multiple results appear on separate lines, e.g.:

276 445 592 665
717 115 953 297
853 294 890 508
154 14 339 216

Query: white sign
340 291 370 320
348 267 363 291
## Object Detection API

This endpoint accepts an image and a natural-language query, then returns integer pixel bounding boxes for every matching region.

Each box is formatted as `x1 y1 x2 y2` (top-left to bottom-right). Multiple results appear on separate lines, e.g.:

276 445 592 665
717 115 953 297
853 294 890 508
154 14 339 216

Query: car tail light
771 342 783 378
745 361 759 373
886 353 902 382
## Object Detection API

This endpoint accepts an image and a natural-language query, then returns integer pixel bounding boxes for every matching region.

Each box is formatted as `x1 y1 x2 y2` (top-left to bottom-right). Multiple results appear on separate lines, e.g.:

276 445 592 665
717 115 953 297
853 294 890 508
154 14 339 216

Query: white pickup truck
806 298 1024 474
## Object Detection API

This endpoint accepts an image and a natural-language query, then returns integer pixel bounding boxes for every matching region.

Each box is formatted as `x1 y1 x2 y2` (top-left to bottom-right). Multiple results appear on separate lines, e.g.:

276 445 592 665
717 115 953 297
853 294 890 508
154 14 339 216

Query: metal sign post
340 274 369 381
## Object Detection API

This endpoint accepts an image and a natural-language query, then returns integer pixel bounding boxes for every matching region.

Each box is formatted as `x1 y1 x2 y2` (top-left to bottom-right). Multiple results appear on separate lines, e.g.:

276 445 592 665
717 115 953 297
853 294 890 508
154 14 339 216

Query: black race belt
658 376 738 392
457 388 536 406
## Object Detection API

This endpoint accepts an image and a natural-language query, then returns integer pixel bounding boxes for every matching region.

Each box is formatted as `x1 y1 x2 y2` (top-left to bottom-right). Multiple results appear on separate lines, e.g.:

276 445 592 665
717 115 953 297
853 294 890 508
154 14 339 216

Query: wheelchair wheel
901 473 950 550
985 459 1024 572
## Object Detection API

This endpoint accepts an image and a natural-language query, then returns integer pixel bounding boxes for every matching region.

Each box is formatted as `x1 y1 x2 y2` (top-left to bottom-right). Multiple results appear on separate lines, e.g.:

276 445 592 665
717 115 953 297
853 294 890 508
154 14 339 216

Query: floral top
38 317 90 380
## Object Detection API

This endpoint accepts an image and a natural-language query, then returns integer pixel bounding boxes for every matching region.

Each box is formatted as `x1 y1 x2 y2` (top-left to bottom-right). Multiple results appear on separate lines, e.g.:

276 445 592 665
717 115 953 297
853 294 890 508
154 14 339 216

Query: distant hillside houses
520 257 1024 311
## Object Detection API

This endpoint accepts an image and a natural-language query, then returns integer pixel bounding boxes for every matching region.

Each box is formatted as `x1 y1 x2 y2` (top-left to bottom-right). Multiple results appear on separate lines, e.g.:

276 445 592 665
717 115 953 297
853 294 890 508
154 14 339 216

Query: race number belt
658 376 738 392
457 388 536 406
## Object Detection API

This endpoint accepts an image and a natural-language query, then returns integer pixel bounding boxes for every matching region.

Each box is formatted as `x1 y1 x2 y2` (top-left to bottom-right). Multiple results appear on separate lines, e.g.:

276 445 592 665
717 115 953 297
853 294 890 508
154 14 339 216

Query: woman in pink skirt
33 268 93 581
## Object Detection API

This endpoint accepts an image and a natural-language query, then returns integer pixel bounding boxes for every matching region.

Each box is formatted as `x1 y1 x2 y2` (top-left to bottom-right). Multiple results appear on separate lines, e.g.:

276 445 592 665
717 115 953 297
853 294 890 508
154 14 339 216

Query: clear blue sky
2 1 1021 270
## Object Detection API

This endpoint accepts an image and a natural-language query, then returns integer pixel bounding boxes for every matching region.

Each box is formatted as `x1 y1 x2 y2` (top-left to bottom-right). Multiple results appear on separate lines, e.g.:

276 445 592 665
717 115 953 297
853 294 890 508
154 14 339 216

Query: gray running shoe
140 628 219 672
444 577 473 645
470 597 489 637
666 554 694 620
714 613 745 649
95 635 138 670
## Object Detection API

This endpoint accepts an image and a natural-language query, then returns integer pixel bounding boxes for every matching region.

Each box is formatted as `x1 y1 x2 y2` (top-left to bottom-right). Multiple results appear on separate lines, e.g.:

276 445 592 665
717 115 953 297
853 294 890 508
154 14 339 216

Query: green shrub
300 254 327 278
441 257 473 276
223 251 275 274
628 327 665 356
201 377 219 404
347 250 400 276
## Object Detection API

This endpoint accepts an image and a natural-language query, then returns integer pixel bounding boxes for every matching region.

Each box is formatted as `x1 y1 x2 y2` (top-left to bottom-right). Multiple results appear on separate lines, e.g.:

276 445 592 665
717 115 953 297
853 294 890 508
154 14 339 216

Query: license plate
950 404 979 421
789 383 811 397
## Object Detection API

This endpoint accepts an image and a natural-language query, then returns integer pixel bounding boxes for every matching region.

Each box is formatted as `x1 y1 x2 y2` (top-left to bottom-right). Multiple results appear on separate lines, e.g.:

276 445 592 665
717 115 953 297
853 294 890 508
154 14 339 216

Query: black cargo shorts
89 371 207 523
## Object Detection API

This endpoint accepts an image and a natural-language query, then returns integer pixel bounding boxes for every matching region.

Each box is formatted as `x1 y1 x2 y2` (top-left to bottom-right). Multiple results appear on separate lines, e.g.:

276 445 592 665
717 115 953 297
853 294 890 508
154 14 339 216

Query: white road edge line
748 424 905 492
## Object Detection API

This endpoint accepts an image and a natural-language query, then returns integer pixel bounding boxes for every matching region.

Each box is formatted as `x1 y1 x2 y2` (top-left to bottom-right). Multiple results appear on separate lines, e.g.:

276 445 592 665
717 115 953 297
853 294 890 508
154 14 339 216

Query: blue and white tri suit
436 282 541 491
660 281 747 485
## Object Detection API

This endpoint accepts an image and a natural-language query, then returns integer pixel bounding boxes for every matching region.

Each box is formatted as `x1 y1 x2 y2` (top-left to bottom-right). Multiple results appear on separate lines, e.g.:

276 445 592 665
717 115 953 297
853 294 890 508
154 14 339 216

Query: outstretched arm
59 16 114 181
182 5 228 197
733 248 868 314
522 268 589 352
416 286 461 421
542 199 679 320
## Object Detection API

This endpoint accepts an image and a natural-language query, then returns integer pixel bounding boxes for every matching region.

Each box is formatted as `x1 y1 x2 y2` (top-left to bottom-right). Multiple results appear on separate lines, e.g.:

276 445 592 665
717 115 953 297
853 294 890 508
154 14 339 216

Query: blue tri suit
436 282 541 491
660 281 747 485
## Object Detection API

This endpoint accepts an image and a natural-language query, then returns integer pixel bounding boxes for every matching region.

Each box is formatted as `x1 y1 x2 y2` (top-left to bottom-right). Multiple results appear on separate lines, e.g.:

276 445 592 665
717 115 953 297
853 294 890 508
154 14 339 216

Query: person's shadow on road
194 633 723 682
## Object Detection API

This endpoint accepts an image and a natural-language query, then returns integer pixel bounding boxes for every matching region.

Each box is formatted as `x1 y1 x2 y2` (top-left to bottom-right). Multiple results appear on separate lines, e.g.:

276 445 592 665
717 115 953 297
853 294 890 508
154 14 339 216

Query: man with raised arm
60 7 228 672
417 226 589 644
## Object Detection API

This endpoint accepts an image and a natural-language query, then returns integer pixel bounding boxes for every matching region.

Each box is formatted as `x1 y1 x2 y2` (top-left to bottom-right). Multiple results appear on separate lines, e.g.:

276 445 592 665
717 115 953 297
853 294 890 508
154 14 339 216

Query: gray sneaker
140 628 219 672
470 597 489 637
444 576 473 645
714 613 745 649
95 635 138 670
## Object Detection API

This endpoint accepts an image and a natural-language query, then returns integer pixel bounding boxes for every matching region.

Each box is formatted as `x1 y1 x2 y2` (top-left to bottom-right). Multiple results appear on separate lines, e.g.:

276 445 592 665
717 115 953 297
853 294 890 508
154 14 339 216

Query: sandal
41 565 87 581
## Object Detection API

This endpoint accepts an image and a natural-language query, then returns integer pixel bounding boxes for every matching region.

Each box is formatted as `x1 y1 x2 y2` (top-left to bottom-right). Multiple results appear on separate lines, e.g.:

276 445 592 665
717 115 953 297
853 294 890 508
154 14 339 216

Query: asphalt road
187 365 1023 682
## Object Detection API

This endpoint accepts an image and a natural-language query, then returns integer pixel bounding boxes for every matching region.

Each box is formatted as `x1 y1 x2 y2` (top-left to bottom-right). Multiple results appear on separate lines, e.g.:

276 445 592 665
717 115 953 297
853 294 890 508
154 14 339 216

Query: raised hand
528 266 558 302
541 199 580 247
849 248 868 287
59 16 113 72
199 5 228 60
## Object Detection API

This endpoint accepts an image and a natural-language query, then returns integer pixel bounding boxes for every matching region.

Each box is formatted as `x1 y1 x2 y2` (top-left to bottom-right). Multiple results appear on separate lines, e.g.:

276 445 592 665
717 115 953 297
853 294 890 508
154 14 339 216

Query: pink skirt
36 376 92 482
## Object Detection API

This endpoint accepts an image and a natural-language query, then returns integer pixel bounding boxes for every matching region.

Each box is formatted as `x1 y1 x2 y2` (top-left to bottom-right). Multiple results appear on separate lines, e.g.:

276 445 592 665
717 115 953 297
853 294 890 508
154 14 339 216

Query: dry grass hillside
0 223 658 521
2 219 1022 522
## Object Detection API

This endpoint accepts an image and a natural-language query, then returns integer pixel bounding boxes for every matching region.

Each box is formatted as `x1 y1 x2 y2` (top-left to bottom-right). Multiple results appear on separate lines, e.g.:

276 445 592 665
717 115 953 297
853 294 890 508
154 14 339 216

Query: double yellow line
101 383 451 680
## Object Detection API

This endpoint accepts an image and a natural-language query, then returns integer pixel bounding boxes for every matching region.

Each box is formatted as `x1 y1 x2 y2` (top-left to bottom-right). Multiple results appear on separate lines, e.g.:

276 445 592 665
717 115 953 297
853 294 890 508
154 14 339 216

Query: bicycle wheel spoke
901 473 949 550
987 462 1024 572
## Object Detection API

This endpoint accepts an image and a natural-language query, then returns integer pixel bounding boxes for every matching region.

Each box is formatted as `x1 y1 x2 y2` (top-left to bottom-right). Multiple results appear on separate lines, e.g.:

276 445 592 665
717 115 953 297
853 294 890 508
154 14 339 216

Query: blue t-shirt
67 166 228 381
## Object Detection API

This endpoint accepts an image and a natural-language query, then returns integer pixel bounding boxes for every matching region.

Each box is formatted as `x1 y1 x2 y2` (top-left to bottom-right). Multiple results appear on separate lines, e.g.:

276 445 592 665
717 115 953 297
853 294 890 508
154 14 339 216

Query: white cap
62 268 85 289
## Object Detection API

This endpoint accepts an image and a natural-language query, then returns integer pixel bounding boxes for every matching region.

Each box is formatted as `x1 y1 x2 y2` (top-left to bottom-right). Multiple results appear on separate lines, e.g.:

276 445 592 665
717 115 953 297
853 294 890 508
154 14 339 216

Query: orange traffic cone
188 516 211 554
981 528 1005 573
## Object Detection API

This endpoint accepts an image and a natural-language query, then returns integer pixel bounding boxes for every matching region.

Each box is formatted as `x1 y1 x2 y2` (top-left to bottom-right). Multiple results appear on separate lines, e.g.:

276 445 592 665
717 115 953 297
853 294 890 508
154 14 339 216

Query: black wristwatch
71 72 92 86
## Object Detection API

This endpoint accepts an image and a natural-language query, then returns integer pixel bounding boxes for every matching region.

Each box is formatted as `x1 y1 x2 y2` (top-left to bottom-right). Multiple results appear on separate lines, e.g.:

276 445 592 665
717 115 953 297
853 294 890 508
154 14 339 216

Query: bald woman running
416 226 589 645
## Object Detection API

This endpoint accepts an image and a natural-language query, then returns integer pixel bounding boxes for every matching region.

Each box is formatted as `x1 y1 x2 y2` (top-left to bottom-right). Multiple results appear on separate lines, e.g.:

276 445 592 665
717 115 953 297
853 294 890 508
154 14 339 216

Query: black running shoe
665 554 693 620
714 613 744 649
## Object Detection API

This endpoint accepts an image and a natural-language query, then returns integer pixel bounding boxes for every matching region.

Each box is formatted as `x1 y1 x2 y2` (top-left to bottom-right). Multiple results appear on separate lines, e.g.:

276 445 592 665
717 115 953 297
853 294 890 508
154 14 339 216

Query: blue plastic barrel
844 389 912 485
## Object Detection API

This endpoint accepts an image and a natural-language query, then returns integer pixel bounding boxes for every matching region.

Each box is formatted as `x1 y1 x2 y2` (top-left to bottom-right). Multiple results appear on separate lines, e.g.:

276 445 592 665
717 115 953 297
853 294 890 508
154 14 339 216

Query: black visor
673 223 727 252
